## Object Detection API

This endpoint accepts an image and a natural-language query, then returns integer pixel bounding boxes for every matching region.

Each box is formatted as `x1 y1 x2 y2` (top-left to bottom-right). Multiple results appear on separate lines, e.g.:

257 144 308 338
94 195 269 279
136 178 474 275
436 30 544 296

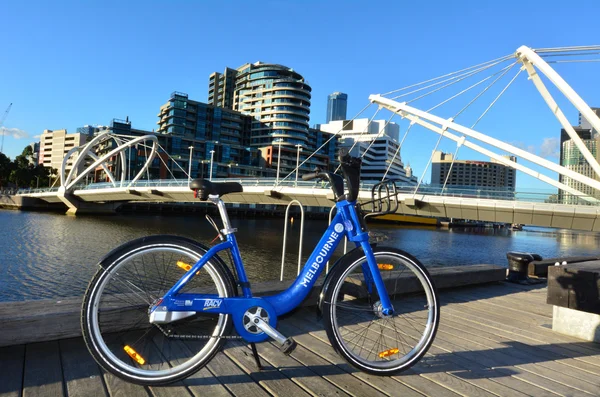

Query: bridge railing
16 178 600 207
15 187 61 195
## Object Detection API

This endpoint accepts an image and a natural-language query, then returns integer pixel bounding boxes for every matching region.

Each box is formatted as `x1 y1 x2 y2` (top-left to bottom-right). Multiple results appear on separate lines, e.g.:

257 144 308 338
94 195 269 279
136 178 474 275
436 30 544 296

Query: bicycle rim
328 251 438 372
86 243 230 382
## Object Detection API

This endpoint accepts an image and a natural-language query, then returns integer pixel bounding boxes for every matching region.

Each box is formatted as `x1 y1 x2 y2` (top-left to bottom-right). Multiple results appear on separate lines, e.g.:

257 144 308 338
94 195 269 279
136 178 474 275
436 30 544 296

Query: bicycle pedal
280 337 297 355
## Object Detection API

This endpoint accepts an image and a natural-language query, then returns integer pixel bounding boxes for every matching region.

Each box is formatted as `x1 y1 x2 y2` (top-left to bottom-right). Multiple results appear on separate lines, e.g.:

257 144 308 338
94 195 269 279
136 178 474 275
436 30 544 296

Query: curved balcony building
209 62 311 149
210 62 329 176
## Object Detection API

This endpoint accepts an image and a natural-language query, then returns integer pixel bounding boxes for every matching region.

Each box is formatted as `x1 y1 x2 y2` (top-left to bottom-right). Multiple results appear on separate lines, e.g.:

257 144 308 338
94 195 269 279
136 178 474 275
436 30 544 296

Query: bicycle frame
151 198 393 339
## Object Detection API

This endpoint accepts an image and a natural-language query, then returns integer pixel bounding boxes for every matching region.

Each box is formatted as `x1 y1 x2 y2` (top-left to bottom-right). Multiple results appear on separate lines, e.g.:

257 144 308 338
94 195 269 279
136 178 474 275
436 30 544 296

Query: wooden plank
223 342 312 397
257 341 354 397
449 286 553 318
441 296 600 363
287 315 499 397
321 303 549 397
0 344 25 397
437 315 600 391
278 316 426 397
147 335 231 397
280 316 459 397
102 338 151 397
59 338 108 397
181 367 233 397
425 323 595 397
441 309 600 376
22 341 64 397
103 372 151 397
275 319 392 397
205 351 271 397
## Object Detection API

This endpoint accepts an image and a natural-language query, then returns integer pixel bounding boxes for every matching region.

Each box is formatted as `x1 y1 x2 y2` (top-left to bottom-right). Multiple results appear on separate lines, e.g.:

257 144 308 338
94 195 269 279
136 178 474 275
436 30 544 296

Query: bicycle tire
81 235 236 385
322 247 439 375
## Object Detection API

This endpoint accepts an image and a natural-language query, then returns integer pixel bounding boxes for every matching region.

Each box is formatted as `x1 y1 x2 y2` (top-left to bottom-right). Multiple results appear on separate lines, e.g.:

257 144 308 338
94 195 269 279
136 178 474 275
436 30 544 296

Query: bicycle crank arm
247 312 297 355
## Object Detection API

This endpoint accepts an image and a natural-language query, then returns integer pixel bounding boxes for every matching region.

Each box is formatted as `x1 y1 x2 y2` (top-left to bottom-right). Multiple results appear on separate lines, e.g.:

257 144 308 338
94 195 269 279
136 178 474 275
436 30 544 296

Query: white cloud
0 127 30 139
539 137 560 158
511 138 560 159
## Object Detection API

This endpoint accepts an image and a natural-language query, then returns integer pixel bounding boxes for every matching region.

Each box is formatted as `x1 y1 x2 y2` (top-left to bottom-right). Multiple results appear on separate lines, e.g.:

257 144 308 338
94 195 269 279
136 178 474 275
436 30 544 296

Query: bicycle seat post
209 195 237 235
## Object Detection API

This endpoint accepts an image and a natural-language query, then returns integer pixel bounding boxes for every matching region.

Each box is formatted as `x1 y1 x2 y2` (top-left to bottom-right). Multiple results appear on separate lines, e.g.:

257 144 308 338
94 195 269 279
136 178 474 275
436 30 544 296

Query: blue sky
1 0 600 190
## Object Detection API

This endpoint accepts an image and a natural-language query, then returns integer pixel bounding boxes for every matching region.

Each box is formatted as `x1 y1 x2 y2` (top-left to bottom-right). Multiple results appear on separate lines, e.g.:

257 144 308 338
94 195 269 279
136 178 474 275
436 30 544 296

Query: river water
1 210 599 302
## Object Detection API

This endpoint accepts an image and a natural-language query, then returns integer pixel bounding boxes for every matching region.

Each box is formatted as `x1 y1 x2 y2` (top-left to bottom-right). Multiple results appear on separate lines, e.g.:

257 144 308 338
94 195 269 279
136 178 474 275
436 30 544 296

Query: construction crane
0 103 13 154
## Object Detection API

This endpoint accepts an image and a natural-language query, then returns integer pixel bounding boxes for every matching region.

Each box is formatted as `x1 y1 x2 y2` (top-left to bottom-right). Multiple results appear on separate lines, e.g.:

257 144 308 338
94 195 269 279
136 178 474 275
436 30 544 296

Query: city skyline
2 1 600 190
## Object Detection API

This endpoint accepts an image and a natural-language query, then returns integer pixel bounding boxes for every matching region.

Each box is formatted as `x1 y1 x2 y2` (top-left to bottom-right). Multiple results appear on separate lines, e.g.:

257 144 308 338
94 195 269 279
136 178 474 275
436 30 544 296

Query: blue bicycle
81 153 440 385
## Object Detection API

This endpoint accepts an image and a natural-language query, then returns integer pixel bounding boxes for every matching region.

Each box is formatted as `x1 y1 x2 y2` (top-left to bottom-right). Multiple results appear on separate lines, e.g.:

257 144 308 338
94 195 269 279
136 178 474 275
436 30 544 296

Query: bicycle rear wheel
322 247 439 375
81 235 235 385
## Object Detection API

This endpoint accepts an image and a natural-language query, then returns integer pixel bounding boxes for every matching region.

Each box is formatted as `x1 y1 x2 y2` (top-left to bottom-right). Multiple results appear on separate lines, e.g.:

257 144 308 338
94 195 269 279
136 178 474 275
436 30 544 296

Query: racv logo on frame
300 225 342 287
203 299 223 310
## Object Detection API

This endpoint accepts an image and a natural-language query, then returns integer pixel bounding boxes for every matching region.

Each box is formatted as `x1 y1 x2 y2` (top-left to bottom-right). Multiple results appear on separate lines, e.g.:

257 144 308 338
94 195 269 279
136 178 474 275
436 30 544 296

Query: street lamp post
209 150 215 181
188 146 194 183
275 139 283 185
295 144 303 186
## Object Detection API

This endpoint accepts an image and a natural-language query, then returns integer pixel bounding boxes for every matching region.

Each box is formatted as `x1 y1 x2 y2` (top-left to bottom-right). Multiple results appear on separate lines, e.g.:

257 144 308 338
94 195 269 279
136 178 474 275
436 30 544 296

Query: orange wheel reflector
124 345 146 365
378 264 394 270
177 261 192 272
378 348 399 358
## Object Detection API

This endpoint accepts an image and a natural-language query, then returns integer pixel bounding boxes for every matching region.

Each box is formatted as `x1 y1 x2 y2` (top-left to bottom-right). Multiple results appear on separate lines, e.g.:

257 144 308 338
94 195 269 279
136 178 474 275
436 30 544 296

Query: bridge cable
426 61 518 114
540 51 600 58
333 106 382 175
381 62 518 182
381 53 513 97
359 112 397 167
381 122 414 181
471 68 523 130
398 59 511 104
548 59 600 64
534 45 600 53
441 143 463 194
274 102 374 188
390 57 513 102
412 63 521 194
412 123 446 197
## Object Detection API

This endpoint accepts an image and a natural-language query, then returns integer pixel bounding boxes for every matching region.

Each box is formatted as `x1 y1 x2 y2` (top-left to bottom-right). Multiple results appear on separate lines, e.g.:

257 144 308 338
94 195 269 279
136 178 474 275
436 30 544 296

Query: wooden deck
2 281 600 397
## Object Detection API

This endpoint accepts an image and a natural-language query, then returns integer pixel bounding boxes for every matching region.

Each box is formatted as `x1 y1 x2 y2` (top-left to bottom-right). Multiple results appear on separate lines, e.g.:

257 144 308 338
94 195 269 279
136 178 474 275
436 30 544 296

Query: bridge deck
2 281 600 397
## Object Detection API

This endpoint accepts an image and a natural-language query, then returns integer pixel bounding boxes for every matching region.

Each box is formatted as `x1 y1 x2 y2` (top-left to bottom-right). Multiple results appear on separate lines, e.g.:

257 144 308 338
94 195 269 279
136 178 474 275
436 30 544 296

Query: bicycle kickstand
249 343 263 370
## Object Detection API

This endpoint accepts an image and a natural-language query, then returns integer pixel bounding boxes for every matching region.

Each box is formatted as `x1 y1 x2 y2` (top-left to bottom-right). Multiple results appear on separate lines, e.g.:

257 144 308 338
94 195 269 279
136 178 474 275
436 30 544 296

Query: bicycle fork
359 241 395 316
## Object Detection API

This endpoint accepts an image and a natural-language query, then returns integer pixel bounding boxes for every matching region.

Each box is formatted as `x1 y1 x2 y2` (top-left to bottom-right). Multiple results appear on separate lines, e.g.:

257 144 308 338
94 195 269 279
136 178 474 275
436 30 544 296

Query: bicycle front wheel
322 247 439 375
81 235 236 385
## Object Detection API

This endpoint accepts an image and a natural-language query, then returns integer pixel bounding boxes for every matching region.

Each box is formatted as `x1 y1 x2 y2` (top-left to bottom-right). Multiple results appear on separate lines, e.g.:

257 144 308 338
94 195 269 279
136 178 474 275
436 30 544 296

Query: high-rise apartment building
38 129 87 175
320 119 416 184
208 62 334 176
326 92 348 123
208 68 237 109
559 125 600 203
431 151 516 191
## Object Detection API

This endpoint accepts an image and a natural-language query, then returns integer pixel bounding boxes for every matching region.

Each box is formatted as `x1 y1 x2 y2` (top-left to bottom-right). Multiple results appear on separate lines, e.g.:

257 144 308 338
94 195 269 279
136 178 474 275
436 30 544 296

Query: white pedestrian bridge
16 179 600 232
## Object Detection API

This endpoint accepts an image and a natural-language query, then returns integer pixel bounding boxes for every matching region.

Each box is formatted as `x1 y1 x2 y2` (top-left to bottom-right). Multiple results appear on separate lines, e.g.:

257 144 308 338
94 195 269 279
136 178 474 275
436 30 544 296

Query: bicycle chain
154 324 242 340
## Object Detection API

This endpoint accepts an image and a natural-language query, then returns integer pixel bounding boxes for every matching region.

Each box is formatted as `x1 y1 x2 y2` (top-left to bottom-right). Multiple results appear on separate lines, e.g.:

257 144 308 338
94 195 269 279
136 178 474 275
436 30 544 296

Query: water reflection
2 210 600 302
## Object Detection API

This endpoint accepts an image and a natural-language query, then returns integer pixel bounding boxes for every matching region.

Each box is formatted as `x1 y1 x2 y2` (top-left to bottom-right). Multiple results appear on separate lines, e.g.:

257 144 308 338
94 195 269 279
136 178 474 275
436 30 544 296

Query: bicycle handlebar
301 171 328 181
301 149 362 202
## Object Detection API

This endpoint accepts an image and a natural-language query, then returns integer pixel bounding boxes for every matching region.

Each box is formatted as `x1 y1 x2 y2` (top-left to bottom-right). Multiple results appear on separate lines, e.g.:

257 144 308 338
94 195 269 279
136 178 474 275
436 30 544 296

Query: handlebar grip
302 172 319 181
338 147 351 163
